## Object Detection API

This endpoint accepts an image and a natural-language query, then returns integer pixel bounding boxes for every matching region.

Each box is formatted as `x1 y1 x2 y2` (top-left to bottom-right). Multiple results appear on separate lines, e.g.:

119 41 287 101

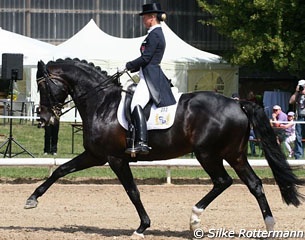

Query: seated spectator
271 105 288 127
271 105 288 143
279 111 296 157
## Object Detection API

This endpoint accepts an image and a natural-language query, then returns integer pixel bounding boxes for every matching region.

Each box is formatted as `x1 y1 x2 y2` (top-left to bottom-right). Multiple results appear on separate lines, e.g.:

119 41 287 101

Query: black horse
25 58 304 238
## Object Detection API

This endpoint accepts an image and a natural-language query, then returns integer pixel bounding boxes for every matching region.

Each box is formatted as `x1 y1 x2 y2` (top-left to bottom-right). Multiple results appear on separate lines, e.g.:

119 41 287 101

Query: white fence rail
1 158 305 184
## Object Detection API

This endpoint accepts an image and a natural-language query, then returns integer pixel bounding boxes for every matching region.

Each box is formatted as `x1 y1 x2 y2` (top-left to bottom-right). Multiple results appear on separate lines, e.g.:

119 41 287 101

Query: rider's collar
148 24 161 34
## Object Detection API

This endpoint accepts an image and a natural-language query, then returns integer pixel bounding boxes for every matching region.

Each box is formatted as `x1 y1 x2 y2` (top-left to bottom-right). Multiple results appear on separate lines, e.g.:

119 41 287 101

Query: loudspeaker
1 53 23 80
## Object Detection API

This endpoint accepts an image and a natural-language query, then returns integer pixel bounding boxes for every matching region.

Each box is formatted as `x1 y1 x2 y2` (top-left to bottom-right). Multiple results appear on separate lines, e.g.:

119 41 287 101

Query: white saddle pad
117 87 182 130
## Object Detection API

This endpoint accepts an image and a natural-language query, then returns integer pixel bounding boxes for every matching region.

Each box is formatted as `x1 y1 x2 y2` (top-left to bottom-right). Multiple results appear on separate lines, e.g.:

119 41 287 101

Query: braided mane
48 58 122 87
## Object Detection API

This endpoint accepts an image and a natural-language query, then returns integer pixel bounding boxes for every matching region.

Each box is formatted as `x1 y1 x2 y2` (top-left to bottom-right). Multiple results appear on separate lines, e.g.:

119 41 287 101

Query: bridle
37 71 72 119
36 67 126 119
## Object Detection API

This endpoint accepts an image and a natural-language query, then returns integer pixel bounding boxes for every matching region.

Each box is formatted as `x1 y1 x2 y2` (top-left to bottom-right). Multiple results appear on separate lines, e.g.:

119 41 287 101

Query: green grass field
0 120 84 158
0 165 304 182
0 119 269 158
0 120 304 181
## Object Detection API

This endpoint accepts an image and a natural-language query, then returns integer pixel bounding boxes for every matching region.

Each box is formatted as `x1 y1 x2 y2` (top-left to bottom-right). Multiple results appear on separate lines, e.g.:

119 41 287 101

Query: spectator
289 79 305 159
279 111 296 158
247 91 256 103
44 118 60 156
249 127 257 156
271 105 287 127
271 105 287 144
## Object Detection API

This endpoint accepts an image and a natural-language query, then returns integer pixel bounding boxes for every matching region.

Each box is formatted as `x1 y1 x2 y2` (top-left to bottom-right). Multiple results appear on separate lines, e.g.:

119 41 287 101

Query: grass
0 120 304 181
0 120 265 159
0 120 84 158
0 166 304 182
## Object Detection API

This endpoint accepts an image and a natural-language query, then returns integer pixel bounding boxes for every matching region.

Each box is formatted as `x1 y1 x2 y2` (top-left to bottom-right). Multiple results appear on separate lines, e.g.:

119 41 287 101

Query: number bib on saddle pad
117 87 182 130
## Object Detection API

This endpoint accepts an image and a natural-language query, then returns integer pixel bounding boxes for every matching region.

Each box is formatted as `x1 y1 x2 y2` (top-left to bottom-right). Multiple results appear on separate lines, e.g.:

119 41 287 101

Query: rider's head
139 3 166 29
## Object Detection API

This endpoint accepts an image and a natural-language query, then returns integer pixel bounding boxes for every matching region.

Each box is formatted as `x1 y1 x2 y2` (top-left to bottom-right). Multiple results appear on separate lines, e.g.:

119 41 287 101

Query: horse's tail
240 100 305 207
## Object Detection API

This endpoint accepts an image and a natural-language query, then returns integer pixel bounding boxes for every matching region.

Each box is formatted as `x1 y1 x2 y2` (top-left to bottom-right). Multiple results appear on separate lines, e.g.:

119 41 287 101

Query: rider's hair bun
157 13 166 22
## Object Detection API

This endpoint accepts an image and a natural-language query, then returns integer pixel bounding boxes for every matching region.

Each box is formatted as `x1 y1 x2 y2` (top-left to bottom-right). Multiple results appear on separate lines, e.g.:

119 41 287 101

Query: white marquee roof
57 19 222 64
0 27 59 65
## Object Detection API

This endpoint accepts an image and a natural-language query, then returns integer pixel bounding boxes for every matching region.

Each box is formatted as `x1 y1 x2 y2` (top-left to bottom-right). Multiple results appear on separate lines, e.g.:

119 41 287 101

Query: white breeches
284 135 296 153
130 69 150 112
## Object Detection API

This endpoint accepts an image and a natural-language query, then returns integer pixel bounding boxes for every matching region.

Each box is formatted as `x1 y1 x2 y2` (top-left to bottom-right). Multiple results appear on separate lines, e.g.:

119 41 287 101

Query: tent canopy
0 27 75 112
0 19 238 122
57 19 221 63
57 19 238 95
0 27 59 65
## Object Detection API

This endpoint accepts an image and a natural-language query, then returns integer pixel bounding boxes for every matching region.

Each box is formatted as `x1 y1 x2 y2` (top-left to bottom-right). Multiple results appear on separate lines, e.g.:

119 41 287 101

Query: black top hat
139 3 165 16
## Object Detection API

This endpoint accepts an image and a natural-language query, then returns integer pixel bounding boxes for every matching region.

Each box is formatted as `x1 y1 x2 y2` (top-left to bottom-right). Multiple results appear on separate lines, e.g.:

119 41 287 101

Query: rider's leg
126 78 150 155
130 78 150 112
130 105 150 154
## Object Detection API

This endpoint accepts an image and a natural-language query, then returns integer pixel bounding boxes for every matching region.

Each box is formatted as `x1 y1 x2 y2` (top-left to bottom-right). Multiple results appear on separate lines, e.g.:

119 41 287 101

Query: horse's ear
36 60 46 79
37 60 45 68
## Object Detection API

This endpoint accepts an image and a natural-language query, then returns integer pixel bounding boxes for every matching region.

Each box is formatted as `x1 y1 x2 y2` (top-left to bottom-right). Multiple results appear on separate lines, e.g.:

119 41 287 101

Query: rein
37 69 125 119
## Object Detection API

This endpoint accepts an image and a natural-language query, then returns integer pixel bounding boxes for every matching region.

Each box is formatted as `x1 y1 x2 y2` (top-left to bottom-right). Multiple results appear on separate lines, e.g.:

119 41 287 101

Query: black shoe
134 142 150 155
125 142 150 155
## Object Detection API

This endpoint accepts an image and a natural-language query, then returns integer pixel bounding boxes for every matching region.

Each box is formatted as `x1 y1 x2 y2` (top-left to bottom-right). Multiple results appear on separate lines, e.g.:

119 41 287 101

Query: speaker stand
0 70 35 158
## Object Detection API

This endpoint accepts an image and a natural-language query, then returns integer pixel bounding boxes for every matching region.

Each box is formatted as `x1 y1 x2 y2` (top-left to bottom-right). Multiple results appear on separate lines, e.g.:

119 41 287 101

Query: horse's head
36 60 70 127
36 58 123 127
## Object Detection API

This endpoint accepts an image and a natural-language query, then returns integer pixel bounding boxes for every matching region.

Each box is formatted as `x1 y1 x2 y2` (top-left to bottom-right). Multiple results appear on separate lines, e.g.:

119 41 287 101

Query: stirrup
125 142 151 156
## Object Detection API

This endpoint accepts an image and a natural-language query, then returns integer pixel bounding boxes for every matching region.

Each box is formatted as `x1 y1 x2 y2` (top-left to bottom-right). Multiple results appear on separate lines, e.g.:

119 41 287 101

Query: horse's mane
48 58 122 87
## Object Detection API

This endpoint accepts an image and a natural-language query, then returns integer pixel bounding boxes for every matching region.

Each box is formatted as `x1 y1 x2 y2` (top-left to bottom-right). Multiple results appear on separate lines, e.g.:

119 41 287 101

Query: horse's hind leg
230 156 275 231
24 151 105 209
108 158 150 238
190 155 233 231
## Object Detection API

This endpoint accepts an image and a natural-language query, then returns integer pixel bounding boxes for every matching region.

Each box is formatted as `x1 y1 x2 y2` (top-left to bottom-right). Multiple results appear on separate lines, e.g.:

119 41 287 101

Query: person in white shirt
280 111 296 157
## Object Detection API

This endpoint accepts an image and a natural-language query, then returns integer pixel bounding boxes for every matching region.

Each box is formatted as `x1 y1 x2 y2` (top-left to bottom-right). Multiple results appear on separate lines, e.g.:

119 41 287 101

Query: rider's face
142 14 155 29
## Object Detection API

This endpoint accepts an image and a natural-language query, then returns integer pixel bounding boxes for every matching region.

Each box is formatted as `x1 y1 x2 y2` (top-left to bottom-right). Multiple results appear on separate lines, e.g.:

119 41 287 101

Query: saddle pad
117 88 182 130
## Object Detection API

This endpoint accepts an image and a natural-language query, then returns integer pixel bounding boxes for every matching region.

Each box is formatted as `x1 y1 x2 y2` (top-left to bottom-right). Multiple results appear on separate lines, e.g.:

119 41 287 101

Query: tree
197 0 305 76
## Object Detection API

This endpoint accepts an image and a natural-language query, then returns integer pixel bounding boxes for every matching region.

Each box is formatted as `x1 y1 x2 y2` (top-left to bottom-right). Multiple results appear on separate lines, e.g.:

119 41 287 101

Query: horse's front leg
24 151 105 209
108 158 150 239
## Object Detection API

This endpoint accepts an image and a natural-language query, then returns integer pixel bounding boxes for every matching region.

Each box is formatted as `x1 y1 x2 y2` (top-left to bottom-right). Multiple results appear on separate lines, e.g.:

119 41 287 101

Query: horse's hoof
265 216 275 231
190 220 202 232
131 231 144 239
24 198 38 209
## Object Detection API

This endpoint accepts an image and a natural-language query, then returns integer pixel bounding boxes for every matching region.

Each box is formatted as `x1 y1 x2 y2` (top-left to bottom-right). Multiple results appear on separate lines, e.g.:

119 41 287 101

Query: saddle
119 82 182 151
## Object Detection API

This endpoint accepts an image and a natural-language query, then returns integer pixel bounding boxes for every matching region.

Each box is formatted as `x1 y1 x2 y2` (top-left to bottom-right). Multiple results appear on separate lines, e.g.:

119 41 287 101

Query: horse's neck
72 86 122 126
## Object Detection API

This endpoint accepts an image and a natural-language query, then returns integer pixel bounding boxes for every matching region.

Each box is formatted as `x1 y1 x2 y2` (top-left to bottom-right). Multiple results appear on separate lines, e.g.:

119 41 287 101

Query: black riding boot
125 105 150 155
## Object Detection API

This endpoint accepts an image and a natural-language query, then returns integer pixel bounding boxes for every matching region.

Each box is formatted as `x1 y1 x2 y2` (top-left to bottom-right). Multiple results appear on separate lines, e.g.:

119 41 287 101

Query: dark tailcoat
126 27 176 107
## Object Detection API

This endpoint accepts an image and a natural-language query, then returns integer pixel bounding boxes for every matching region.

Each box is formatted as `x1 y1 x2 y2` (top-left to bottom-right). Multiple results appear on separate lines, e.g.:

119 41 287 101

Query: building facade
0 0 231 53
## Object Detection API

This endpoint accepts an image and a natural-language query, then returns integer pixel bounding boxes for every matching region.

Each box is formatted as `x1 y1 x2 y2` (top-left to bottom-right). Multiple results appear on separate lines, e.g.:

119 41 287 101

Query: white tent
0 27 75 115
0 20 238 122
57 19 239 96
0 28 56 111
0 27 61 65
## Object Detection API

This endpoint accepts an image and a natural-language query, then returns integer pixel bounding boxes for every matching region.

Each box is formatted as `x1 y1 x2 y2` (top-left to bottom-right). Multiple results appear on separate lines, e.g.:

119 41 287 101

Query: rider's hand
117 66 126 73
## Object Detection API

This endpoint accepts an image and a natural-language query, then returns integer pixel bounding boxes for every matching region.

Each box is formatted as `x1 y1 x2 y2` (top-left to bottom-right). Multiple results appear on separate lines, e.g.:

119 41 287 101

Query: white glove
117 66 126 73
